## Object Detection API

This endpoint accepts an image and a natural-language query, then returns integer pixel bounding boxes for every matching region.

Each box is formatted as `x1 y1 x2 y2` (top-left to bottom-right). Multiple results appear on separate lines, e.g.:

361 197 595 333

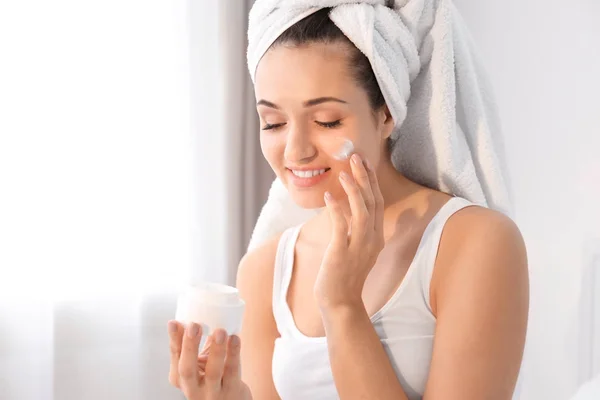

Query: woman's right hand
168 321 252 400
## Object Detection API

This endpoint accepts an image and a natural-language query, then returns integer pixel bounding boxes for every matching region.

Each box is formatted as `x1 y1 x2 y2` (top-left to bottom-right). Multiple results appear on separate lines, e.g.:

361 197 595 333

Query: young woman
167 5 529 400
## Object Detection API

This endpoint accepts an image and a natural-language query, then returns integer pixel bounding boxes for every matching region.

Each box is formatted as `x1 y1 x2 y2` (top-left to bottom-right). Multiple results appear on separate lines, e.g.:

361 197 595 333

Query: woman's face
254 42 392 209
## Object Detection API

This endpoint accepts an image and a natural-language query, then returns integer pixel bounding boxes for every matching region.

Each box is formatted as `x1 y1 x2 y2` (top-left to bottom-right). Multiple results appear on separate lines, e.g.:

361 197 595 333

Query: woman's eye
262 123 285 131
316 120 342 128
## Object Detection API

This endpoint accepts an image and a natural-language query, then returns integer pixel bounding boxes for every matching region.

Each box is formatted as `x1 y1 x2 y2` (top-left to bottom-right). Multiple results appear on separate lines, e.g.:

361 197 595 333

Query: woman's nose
284 126 316 164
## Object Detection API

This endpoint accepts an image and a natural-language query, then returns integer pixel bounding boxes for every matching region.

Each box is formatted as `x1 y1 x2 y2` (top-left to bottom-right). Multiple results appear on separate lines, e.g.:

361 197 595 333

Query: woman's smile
286 167 332 188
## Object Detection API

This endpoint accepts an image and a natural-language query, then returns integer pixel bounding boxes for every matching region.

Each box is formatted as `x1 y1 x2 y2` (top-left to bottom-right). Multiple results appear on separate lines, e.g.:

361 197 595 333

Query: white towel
246 0 512 251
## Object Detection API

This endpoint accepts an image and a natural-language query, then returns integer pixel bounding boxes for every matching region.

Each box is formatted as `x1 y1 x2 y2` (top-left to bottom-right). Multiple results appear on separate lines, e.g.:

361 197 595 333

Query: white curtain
188 0 272 286
0 0 267 399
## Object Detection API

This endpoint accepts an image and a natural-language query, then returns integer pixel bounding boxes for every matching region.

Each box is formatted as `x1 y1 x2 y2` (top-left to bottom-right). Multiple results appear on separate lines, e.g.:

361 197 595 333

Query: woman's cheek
312 134 354 160
260 133 286 170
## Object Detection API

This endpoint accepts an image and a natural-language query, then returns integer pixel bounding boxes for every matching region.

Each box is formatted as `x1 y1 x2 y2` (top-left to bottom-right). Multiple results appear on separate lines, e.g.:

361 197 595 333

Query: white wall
454 1 600 399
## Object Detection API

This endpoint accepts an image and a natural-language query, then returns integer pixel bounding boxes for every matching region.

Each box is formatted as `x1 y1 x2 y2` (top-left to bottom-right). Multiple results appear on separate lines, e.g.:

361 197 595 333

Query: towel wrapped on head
246 0 512 251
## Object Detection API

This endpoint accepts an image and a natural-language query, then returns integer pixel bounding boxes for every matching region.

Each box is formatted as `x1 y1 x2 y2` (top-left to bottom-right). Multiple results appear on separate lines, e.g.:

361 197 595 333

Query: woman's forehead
255 43 357 100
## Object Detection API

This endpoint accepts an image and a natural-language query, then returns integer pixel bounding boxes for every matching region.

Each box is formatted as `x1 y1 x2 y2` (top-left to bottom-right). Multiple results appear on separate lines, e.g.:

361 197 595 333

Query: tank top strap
272 224 303 336
417 196 478 312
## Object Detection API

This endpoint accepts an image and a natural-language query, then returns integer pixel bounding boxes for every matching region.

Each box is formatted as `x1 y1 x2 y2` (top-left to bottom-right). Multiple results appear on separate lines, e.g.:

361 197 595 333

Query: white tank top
271 197 475 400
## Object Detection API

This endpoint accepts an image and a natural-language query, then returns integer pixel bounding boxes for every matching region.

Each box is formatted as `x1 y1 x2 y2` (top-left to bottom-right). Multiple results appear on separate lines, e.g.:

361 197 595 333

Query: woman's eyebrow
256 99 280 109
256 97 348 109
303 97 348 107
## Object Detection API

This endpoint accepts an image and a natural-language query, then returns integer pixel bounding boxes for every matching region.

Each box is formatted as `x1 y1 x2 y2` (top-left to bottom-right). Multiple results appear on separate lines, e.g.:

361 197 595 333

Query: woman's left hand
314 153 385 310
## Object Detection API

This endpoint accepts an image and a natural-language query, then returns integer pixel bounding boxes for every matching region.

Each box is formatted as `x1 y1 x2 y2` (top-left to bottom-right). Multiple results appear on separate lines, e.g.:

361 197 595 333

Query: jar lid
184 282 242 306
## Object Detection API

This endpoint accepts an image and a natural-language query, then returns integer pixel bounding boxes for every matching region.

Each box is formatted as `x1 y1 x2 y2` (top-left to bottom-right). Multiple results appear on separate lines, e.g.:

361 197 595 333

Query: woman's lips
287 168 331 188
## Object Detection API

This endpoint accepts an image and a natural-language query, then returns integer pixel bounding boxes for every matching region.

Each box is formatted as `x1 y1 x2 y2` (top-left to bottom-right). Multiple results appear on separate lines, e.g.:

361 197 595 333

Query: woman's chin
289 191 326 209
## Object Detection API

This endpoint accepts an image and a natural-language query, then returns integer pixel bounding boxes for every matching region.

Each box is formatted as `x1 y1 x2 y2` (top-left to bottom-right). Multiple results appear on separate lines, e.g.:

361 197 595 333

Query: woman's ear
379 104 395 140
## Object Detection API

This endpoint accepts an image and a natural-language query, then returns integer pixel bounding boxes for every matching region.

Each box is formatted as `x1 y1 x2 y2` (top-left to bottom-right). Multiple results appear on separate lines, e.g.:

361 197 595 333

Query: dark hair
271 8 386 112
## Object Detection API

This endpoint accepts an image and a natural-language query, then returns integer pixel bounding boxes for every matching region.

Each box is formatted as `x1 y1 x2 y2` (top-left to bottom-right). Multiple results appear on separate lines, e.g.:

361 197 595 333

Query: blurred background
0 0 598 399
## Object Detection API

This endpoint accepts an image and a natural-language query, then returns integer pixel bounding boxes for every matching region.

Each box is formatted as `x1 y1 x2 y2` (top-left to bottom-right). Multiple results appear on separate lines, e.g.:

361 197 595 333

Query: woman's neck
312 157 424 236
375 157 422 210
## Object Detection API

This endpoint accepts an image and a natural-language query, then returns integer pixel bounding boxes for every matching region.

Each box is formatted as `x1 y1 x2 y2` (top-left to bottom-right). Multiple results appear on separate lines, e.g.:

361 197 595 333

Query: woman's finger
324 191 349 249
365 158 384 235
167 320 183 388
339 170 368 240
205 329 228 393
200 335 213 355
198 354 209 363
178 323 203 397
350 154 375 215
195 331 212 376
198 356 208 376
222 335 242 388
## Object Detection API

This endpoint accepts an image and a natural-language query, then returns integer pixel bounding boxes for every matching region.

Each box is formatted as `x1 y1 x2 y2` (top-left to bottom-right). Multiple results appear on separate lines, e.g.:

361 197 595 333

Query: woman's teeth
291 168 328 178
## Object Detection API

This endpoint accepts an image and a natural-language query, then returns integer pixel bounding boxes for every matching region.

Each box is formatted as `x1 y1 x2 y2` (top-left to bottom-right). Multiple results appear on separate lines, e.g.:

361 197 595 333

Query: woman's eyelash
316 120 342 128
261 120 342 130
262 123 285 131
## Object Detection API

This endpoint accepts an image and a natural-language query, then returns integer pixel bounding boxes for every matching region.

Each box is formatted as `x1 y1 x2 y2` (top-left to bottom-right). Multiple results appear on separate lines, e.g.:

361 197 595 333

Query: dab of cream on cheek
332 138 355 160
317 136 355 160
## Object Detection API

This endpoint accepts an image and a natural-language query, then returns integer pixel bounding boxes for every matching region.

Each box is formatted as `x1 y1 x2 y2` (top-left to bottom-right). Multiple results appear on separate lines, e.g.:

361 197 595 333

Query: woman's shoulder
238 212 324 285
438 200 526 265
235 233 285 329
430 200 528 313
237 232 283 292
444 202 523 247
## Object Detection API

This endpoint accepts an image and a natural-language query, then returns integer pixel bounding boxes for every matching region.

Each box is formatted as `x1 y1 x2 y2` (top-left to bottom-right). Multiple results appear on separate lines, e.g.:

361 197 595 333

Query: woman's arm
321 301 409 400
424 207 529 399
322 207 528 400
236 236 282 400
316 155 409 399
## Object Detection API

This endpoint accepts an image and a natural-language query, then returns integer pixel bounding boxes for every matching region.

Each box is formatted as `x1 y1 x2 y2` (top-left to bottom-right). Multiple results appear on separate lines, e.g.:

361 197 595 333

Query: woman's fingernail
351 154 361 165
231 335 241 347
365 159 373 171
324 191 333 202
339 171 350 182
214 330 227 345
168 321 178 333
187 323 200 338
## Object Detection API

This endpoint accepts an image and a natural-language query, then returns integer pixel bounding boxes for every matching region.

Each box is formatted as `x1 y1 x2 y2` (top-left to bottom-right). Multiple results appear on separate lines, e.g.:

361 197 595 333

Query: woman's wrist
314 279 365 312
317 296 366 324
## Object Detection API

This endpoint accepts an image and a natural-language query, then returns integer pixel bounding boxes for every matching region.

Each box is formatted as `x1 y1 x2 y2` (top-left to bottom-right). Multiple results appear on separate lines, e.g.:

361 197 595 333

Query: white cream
175 282 245 335
332 138 355 160
313 135 355 161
